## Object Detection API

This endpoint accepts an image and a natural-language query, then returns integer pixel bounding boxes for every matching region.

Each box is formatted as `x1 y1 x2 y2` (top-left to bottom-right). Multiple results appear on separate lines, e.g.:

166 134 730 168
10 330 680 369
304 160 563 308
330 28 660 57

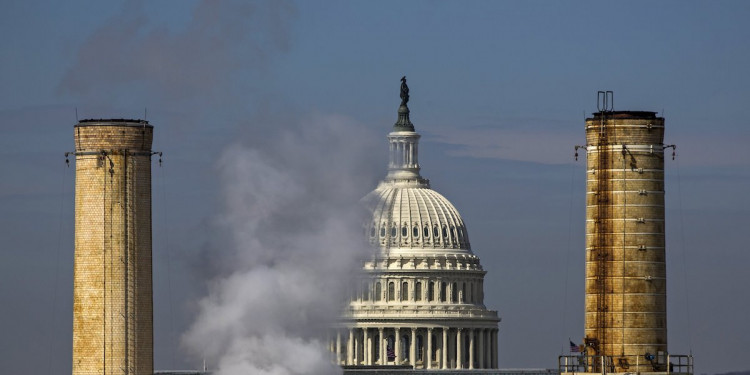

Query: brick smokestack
583 111 668 372
72 119 154 375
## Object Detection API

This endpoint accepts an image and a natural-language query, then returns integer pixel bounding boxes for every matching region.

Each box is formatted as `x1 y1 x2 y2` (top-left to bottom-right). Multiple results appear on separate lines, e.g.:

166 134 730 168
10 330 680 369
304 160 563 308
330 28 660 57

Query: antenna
597 91 614 112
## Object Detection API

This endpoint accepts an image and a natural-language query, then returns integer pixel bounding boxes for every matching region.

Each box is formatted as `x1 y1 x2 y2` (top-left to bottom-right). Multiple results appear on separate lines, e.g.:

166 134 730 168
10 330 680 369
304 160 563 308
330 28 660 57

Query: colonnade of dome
331 326 498 369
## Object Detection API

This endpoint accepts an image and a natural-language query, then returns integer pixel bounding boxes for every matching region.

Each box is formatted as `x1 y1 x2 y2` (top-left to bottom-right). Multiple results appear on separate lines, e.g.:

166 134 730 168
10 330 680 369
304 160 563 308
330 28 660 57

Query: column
378 327 385 365
477 328 487 368
409 142 414 166
396 142 401 166
410 328 416 366
469 328 475 369
395 327 401 364
389 143 394 168
405 143 411 166
348 329 354 365
492 329 498 369
363 328 370 365
487 328 493 369
442 328 448 369
456 328 463 369
402 141 407 167
336 331 342 364
426 328 433 369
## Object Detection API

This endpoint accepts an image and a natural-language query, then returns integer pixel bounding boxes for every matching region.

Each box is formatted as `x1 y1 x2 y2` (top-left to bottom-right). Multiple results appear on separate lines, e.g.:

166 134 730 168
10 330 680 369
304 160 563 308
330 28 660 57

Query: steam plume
182 114 381 374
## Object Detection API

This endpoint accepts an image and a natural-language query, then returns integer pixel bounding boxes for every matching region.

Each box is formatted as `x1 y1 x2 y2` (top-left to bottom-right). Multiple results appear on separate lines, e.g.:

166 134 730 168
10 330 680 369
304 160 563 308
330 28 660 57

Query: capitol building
333 79 500 371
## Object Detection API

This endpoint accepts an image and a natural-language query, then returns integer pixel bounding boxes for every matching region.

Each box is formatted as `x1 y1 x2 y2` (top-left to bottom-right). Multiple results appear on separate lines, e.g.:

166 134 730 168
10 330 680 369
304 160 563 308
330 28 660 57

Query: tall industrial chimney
71 119 155 375
582 106 672 372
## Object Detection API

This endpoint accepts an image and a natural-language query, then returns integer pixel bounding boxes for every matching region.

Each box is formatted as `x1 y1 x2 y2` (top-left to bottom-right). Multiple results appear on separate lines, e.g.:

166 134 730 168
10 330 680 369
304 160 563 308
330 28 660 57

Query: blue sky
1 1 749 374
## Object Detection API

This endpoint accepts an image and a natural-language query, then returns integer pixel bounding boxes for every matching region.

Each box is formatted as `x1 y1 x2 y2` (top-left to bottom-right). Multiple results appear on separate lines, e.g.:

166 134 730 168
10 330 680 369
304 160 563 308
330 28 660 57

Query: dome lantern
387 77 426 183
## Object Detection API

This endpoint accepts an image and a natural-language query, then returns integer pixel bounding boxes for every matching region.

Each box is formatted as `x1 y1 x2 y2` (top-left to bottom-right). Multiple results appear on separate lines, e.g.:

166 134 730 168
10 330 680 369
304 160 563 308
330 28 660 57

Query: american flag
387 346 396 361
570 340 582 353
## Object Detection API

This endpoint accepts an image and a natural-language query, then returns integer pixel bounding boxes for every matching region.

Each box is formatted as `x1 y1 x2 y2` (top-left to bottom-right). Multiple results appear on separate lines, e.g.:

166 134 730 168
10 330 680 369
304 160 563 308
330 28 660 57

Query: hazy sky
1 1 749 374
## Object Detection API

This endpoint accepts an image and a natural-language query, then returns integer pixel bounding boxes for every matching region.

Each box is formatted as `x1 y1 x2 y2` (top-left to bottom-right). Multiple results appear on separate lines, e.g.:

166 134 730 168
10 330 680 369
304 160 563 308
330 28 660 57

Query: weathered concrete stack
72 119 154 375
584 111 667 372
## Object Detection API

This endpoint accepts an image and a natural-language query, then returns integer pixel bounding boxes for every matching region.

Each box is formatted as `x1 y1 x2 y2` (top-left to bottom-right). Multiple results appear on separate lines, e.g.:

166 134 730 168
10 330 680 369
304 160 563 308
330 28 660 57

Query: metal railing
342 368 557 375
558 354 693 375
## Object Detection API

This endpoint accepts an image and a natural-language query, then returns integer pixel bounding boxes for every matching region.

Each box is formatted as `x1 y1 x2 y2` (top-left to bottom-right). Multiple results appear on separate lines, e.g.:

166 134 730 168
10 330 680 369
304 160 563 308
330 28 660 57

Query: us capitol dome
332 78 500 371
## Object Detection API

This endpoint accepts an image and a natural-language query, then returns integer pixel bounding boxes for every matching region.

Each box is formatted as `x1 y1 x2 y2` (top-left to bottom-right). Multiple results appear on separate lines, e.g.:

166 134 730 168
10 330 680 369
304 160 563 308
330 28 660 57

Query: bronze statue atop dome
394 76 414 131
400 76 409 106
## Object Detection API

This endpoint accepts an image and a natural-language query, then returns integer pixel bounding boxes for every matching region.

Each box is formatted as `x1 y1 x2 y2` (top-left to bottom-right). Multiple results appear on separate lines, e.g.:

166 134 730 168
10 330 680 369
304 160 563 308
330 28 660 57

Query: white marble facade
334 101 500 370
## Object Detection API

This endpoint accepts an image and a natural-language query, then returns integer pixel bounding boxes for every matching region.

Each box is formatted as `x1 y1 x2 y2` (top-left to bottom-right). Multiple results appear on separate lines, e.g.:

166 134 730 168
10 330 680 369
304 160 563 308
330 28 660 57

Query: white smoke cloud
182 113 382 375
59 0 294 106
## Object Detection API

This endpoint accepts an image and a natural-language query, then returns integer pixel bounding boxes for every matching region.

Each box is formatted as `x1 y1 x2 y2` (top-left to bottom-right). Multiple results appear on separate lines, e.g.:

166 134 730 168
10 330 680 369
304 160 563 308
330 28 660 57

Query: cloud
58 0 295 104
426 121 750 168
427 124 581 165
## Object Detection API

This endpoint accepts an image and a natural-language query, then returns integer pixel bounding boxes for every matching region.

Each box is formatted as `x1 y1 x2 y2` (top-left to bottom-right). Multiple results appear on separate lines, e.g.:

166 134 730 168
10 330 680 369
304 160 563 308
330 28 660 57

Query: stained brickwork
583 112 668 372
72 120 154 375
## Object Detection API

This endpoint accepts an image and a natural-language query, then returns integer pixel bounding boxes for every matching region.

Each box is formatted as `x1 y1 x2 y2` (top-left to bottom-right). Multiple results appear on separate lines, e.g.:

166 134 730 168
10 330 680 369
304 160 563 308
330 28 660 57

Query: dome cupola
363 76 472 254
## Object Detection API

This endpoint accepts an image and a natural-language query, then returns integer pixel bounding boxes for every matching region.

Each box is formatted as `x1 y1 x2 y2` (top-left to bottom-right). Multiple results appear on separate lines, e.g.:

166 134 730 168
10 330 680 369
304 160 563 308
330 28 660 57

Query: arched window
424 225 430 238
375 282 382 302
388 282 395 301
415 282 422 301
428 282 434 302
401 282 409 301
390 225 397 237
442 225 448 238
440 282 446 302
433 225 439 237
413 226 419 238
401 225 408 237
370 226 376 238
380 226 386 238
451 282 457 303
